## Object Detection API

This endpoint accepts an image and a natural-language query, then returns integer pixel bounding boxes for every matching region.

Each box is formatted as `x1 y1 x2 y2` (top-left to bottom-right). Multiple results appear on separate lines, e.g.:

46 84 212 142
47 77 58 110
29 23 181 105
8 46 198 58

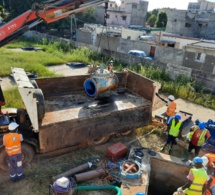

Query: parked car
128 50 154 60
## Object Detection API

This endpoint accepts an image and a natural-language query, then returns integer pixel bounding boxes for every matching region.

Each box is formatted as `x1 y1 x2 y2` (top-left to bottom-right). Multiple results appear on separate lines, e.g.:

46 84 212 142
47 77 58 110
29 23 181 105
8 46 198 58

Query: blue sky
148 0 215 11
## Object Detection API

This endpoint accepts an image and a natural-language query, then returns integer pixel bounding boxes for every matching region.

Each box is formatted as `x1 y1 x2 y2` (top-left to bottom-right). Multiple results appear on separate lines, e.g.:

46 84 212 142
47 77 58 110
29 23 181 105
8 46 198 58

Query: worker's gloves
175 138 179 142
177 187 183 192
186 136 191 142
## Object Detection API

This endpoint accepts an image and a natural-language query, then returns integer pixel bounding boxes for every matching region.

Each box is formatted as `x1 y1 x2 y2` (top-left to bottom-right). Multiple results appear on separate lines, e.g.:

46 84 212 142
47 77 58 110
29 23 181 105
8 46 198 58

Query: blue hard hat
175 114 181 120
198 122 206 130
193 157 203 164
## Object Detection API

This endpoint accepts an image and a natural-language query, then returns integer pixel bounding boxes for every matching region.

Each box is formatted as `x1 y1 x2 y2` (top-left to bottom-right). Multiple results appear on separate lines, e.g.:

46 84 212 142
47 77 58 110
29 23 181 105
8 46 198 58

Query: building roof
160 39 176 44
189 41 215 49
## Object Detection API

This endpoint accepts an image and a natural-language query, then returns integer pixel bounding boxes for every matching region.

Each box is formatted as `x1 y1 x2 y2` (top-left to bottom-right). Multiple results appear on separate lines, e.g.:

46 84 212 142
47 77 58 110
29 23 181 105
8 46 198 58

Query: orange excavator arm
0 0 108 47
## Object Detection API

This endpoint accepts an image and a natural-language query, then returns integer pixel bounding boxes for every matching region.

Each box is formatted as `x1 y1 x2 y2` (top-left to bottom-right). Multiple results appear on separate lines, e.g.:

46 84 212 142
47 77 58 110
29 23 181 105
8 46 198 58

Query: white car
128 50 154 60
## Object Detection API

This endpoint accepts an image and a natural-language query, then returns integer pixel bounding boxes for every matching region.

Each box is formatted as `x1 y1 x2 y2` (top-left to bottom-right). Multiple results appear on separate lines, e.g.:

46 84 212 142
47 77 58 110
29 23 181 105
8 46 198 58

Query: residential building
96 0 148 27
165 8 215 39
159 32 200 49
183 40 215 74
198 0 215 12
187 2 200 13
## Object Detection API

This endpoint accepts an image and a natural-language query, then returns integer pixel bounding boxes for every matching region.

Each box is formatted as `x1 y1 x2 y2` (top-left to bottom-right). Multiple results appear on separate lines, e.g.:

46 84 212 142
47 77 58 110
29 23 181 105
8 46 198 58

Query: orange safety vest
206 175 215 195
205 153 215 168
166 101 176 117
108 64 113 72
4 133 22 156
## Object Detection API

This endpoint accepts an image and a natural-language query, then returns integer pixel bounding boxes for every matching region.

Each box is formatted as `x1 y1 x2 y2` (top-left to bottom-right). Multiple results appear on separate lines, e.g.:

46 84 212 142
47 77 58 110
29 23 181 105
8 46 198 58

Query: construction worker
108 60 113 73
176 157 208 195
3 122 23 181
203 153 215 175
205 174 215 195
160 114 183 154
155 93 176 125
182 122 211 162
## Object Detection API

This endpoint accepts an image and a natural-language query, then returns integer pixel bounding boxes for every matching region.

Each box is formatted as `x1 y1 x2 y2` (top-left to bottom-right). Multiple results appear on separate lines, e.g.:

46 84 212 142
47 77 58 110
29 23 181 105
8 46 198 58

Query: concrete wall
149 158 189 195
25 30 215 92
182 50 215 92
161 33 200 49
166 9 215 39
130 1 148 26
76 29 92 45
95 6 105 25
121 28 147 40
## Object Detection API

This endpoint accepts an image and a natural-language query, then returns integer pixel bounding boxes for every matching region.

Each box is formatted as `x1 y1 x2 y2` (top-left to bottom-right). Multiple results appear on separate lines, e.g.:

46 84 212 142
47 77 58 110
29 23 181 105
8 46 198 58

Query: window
195 52 206 62
185 23 191 27
198 23 203 28
110 3 112 7
121 16 127 21
132 4 137 9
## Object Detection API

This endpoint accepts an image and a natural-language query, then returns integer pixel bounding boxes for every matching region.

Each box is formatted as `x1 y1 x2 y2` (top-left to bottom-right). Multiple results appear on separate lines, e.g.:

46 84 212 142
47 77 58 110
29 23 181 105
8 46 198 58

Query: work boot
182 151 190 162
160 145 166 152
168 147 173 155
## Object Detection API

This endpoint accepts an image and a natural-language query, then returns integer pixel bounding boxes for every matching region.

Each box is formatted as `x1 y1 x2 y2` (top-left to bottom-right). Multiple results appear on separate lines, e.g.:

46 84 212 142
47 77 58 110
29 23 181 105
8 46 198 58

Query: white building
96 0 148 27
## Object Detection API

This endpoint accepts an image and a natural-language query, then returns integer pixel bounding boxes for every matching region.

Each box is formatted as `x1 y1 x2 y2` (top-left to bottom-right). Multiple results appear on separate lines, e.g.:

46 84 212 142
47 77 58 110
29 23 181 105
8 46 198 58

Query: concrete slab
47 64 90 76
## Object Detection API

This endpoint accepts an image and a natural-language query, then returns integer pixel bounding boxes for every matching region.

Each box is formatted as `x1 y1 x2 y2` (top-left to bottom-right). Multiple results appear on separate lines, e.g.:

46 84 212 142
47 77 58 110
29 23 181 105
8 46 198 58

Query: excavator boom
0 0 108 47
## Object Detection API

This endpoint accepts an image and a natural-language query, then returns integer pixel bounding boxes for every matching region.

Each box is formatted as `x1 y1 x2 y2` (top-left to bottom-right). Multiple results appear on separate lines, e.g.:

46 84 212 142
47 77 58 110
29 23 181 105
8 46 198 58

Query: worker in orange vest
108 60 113 73
201 155 215 195
205 174 215 195
3 122 23 181
202 153 215 175
155 93 176 125
182 122 211 163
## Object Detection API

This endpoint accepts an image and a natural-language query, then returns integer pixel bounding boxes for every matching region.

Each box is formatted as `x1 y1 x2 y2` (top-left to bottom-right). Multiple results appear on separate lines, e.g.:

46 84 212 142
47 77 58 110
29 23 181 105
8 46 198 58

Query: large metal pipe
52 162 92 182
74 168 106 182
84 73 119 98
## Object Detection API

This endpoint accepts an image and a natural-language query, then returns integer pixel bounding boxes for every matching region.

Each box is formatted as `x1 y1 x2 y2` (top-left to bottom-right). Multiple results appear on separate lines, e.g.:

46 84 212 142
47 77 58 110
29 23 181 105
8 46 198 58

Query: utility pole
70 15 77 40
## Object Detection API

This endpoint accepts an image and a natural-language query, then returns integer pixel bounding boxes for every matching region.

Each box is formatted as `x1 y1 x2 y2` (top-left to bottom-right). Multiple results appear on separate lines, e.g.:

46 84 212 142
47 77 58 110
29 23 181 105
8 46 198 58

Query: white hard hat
202 156 209 167
168 95 175 101
8 122 19 131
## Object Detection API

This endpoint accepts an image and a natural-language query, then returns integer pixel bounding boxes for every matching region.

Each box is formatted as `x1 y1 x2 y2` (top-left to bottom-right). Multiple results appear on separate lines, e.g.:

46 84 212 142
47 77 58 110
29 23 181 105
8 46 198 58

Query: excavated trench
148 158 190 195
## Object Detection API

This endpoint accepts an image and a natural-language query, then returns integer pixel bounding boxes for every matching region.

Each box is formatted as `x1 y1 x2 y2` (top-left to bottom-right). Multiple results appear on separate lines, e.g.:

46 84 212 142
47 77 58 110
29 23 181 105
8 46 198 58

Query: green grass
3 87 25 109
1 37 215 110
0 37 106 77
